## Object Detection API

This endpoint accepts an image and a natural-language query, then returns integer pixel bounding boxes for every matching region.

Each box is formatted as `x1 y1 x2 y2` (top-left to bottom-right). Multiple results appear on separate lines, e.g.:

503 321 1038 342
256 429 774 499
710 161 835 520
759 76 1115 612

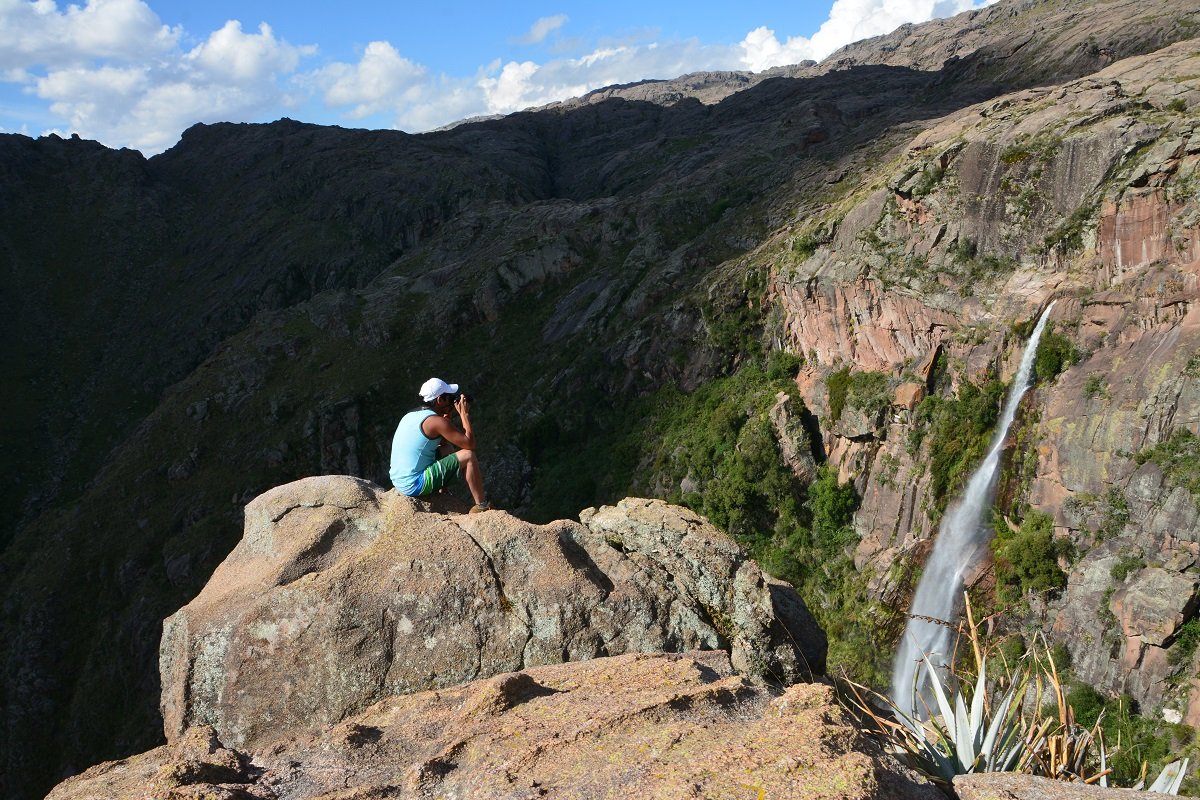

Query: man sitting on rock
389 378 492 513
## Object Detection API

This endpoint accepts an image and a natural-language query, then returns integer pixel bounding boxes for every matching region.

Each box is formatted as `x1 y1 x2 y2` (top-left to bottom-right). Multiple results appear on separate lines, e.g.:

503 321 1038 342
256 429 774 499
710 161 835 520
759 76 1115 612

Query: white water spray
890 301 1056 717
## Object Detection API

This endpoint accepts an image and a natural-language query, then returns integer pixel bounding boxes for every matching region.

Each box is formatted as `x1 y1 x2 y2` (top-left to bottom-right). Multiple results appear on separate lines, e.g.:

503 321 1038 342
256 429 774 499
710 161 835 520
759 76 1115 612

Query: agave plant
1146 759 1190 794
842 595 1190 794
870 651 1027 781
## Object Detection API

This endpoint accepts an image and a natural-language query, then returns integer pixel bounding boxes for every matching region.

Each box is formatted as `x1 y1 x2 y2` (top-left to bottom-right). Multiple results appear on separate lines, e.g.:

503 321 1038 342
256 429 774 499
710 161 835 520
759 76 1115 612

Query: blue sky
0 0 996 155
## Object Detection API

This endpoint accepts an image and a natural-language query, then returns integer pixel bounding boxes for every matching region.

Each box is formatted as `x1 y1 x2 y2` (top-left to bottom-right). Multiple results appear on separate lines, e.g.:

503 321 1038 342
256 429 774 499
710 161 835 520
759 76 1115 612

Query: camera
451 392 474 404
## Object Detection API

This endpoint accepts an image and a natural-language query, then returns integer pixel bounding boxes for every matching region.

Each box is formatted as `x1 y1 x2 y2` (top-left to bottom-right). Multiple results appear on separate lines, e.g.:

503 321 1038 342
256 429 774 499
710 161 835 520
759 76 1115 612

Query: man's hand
455 394 471 418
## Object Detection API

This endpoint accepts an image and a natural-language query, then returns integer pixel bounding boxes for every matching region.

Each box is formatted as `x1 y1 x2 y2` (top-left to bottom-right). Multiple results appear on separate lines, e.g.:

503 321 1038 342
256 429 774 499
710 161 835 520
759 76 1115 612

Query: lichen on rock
159 476 825 750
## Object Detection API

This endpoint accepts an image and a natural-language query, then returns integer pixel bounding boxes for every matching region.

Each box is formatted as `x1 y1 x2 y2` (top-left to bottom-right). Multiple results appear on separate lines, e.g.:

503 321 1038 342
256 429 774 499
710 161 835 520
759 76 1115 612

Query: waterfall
890 301 1056 717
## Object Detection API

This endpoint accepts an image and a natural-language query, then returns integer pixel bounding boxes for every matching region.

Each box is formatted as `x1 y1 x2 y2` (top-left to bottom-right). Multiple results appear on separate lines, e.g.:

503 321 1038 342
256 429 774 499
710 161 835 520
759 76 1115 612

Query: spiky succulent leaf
979 684 1019 769
970 660 987 752
954 689 975 771
924 656 958 745
1148 759 1188 794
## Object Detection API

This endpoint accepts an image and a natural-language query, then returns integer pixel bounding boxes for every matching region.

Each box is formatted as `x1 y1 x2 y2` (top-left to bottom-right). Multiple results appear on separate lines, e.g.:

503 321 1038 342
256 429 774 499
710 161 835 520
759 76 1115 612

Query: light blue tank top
389 409 440 495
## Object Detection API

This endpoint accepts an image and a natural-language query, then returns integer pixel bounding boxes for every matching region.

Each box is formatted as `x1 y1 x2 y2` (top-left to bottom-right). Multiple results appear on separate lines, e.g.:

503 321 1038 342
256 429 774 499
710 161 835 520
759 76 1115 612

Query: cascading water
890 300 1057 717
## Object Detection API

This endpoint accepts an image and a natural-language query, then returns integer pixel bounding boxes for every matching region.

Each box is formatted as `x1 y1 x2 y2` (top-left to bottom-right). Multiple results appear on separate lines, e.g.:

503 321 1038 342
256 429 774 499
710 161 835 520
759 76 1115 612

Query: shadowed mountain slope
3 0 1200 797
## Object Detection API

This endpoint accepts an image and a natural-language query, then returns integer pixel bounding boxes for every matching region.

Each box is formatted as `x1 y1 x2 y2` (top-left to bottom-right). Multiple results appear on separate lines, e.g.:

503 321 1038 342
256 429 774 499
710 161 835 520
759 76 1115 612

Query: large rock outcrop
159 476 825 749
53 651 939 800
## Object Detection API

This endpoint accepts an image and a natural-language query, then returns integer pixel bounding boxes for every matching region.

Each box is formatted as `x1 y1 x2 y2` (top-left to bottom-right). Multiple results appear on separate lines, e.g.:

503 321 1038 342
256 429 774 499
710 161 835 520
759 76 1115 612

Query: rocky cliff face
770 39 1200 718
159 477 823 749
5 0 1200 796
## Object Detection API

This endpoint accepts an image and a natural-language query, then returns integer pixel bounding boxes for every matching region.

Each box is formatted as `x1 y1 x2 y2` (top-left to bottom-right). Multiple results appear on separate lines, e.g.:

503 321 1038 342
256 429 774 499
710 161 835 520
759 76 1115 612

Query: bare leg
457 449 486 505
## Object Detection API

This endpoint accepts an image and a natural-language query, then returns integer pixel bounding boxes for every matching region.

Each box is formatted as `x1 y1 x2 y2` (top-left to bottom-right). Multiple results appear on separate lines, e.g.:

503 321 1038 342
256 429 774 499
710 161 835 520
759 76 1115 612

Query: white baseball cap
419 377 459 402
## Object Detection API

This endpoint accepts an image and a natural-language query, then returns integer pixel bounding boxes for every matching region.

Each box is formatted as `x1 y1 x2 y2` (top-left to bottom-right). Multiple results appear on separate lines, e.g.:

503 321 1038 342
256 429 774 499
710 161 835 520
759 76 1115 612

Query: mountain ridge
4 1 1200 796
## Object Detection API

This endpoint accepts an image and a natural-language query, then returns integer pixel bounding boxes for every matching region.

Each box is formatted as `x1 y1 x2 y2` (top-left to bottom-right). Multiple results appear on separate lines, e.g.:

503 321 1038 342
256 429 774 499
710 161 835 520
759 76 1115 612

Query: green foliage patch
1067 684 1194 787
1083 372 1109 400
825 368 891 426
909 165 945 197
626 361 896 685
1033 325 1078 383
1134 429 1200 500
1169 618 1200 667
909 379 1007 515
793 231 823 260
990 509 1070 604
1110 554 1145 583
1043 202 1097 254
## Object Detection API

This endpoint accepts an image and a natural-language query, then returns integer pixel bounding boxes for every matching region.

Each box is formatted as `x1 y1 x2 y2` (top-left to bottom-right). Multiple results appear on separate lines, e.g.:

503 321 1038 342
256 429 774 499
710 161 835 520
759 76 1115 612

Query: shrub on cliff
1135 429 1200 500
825 368 891 426
910 379 1007 515
991 509 1069 604
1033 326 1077 383
630 361 893 685
1068 683 1194 790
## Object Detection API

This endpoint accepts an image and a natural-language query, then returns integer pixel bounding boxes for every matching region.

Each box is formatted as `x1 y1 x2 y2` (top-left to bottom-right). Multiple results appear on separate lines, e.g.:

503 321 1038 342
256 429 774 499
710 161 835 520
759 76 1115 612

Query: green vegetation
701 267 767 362
1084 372 1109 400
1101 487 1132 540
825 368 891 426
909 378 1007 515
1033 325 1078 383
954 237 978 262
1135 429 1200 500
793 231 823 259
1000 132 1064 166
997 403 1042 512
1043 202 1097 254
1169 618 1200 667
1001 146 1034 165
825 368 853 424
1068 684 1195 787
991 509 1070 604
909 165 945 197
1110 554 1145 582
622 360 896 685
1168 98 1189 113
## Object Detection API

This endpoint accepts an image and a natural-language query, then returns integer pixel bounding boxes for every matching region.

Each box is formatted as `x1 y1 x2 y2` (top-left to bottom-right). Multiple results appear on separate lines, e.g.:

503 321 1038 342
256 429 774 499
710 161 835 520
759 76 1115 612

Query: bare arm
422 396 476 450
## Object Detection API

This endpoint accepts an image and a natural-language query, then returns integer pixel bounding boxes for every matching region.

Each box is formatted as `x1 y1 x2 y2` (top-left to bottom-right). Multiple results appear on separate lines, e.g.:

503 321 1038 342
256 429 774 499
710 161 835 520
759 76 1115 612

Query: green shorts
418 452 462 495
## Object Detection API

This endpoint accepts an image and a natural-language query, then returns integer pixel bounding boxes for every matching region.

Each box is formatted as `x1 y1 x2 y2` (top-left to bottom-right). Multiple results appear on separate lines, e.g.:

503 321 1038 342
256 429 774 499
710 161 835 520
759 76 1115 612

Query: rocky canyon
5 0 1200 796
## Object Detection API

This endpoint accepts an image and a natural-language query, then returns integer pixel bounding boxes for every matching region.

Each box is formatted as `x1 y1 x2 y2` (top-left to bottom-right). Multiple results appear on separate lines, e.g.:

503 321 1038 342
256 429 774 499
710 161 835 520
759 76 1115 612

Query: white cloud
24 13 315 153
0 0 1005 153
739 0 997 71
187 21 313 83
0 0 179 70
310 40 425 118
739 27 817 72
810 0 996 61
517 15 568 45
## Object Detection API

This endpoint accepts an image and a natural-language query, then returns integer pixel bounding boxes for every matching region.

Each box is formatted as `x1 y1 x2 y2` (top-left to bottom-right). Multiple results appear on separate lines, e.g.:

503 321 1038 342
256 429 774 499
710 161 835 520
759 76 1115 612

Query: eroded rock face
57 652 939 800
767 39 1200 713
159 476 825 749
